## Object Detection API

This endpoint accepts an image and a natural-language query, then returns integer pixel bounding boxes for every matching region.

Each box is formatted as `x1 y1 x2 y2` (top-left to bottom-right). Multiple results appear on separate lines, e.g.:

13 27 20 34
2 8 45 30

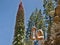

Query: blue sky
0 0 43 45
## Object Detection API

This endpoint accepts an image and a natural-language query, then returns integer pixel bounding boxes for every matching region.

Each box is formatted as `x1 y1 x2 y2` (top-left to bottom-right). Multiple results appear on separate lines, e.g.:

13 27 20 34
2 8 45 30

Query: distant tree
12 2 25 45
26 8 38 39
43 0 55 35
43 0 56 45
26 8 45 40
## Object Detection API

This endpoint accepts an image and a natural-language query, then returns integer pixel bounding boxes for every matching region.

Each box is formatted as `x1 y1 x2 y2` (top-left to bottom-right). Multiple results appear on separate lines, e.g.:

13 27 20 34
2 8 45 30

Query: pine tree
43 0 55 36
43 0 56 45
26 8 45 45
26 8 38 40
26 8 45 40
12 1 25 45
